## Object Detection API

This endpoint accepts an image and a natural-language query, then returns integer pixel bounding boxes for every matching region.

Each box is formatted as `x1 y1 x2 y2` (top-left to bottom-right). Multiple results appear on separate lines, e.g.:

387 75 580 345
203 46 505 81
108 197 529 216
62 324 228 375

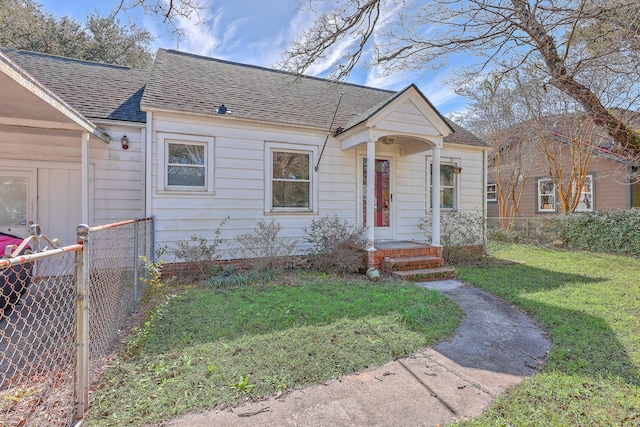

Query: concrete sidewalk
163 280 550 427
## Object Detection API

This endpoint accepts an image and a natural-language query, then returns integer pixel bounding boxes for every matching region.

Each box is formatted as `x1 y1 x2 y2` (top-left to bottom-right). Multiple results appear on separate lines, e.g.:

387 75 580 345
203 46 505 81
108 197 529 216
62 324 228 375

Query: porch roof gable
0 50 110 142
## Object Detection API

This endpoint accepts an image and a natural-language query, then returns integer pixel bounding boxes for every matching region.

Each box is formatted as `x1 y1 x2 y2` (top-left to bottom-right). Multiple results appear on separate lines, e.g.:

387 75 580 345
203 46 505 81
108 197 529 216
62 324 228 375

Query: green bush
552 209 640 256
418 210 485 247
419 210 486 263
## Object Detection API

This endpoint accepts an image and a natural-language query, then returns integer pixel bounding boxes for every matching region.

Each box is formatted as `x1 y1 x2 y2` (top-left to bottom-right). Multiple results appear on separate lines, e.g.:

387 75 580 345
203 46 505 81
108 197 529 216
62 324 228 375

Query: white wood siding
91 125 146 224
149 112 486 257
372 100 440 136
150 114 332 256
0 124 145 244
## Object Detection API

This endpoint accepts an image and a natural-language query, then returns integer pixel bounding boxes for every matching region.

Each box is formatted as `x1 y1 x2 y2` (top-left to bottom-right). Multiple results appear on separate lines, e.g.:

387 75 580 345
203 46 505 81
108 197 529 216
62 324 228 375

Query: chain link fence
0 218 153 426
487 216 558 244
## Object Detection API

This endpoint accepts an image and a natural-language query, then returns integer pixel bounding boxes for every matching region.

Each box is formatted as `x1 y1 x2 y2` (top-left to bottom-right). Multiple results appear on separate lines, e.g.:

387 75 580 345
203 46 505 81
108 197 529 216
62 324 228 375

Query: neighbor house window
158 133 214 193
574 174 594 212
537 178 556 212
487 183 497 202
266 143 317 213
429 163 458 210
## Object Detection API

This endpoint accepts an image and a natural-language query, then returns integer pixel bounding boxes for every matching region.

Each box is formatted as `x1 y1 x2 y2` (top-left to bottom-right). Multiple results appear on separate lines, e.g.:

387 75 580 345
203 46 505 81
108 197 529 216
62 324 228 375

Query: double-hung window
158 133 214 193
167 142 205 187
537 178 556 212
266 143 317 212
574 174 594 212
487 183 497 202
429 163 457 210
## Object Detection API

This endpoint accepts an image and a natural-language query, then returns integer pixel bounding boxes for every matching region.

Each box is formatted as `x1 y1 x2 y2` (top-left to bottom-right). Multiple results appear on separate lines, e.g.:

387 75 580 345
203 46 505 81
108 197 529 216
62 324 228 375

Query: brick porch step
382 255 444 272
390 267 456 282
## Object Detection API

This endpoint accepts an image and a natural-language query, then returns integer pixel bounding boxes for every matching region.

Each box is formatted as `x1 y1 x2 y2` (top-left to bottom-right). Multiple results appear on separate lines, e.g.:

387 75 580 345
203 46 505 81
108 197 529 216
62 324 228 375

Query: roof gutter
0 50 110 143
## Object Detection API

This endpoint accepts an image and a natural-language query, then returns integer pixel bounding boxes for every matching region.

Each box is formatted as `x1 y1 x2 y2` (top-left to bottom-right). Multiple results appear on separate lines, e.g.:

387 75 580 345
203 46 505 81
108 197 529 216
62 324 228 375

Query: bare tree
282 0 640 158
513 73 606 214
455 73 539 230
110 0 204 39
532 115 604 214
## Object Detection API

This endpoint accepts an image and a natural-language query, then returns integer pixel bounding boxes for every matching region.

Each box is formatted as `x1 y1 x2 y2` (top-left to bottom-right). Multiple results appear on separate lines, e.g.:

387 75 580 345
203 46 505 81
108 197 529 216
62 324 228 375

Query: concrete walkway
164 280 550 427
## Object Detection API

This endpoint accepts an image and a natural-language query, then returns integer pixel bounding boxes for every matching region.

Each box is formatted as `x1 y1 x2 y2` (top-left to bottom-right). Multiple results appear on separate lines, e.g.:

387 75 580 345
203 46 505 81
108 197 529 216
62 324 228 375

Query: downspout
483 148 488 245
145 111 153 218
140 126 146 218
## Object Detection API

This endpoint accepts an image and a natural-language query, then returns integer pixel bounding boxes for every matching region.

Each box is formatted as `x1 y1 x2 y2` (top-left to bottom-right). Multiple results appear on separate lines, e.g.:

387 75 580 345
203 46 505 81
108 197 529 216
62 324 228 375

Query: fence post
74 224 90 420
134 221 139 303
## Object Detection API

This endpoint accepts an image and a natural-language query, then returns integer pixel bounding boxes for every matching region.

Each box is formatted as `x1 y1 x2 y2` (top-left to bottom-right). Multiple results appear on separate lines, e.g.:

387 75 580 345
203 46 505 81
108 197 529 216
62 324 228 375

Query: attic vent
217 104 227 115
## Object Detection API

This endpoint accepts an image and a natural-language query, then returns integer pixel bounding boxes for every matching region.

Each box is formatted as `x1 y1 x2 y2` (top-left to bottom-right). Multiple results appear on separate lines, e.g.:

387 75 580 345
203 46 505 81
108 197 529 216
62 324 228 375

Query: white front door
362 157 393 240
0 169 36 239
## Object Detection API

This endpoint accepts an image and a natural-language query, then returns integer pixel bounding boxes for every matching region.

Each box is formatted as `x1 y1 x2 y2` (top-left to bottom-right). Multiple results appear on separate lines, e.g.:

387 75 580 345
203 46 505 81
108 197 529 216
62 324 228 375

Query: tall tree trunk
511 0 640 156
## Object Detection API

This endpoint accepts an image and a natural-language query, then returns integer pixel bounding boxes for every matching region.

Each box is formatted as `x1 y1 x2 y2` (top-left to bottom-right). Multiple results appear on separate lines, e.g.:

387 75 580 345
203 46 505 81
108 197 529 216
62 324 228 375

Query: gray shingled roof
2 49 148 123
142 49 398 131
444 118 488 148
143 49 487 147
2 47 488 148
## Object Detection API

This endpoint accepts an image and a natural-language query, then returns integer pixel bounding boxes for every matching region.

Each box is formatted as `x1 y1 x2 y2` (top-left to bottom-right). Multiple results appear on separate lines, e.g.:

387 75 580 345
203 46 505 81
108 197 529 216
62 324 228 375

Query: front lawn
457 243 640 426
85 273 462 426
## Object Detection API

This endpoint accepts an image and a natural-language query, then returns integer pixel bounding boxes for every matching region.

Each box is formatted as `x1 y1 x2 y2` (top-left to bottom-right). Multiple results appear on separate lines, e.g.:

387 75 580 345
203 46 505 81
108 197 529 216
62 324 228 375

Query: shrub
419 210 485 247
418 210 486 263
231 219 299 271
552 209 640 256
304 216 369 274
169 217 228 281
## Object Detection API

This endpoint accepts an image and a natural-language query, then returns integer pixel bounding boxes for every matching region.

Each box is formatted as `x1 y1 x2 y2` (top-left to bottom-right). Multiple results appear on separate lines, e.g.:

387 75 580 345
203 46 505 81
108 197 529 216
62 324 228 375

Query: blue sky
40 0 468 115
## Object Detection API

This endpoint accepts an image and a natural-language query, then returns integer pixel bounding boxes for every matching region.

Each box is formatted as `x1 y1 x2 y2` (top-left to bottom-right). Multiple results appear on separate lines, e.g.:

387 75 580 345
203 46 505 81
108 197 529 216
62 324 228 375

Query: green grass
85 272 462 426
457 243 640 426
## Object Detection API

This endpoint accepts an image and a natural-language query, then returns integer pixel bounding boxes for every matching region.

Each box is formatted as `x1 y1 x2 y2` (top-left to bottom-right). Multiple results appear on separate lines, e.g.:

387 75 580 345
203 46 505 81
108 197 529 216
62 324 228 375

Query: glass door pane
363 159 391 227
0 177 28 227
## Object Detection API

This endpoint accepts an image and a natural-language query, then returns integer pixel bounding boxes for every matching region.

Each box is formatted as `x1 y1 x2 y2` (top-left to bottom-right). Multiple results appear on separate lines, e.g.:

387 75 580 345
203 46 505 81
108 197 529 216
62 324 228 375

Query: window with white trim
158 133 214 193
429 163 457 210
487 183 497 202
167 142 205 187
265 143 317 212
574 174 594 212
537 178 556 212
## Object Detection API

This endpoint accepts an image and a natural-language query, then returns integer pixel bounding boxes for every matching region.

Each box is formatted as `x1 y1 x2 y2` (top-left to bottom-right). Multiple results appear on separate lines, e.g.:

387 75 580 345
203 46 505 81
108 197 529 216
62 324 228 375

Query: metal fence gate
0 218 153 426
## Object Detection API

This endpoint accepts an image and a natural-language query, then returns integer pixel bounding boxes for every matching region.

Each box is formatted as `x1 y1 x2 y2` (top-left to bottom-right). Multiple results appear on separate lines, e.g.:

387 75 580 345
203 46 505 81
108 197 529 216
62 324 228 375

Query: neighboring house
487 128 640 218
1 48 489 267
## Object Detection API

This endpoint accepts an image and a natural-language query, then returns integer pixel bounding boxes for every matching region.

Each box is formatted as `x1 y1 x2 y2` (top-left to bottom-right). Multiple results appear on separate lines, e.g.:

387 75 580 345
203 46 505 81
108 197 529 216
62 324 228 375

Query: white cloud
364 68 413 90
422 83 459 107
169 0 246 59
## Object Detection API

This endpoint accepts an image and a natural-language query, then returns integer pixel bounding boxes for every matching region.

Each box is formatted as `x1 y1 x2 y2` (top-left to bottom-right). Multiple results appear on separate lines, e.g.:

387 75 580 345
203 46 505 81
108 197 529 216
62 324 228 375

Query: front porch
365 241 456 281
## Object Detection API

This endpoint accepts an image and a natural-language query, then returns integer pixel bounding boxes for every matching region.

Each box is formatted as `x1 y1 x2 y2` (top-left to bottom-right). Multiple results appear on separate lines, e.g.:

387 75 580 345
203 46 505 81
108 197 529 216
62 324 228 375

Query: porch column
366 140 376 250
432 146 441 246
81 132 90 225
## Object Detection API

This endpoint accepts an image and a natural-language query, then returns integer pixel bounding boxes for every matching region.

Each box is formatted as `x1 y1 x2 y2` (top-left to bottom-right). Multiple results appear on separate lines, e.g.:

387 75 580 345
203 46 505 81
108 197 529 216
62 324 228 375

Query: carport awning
0 50 109 143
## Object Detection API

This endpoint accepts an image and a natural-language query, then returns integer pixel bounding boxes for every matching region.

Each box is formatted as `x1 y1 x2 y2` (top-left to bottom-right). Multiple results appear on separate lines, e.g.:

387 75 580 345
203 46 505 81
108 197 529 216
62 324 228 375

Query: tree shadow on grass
132 280 459 356
458 263 640 386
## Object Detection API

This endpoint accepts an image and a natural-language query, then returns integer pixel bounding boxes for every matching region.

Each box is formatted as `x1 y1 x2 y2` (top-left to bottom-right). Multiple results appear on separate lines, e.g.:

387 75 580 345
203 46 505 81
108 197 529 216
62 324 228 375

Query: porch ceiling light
381 136 396 145
121 135 129 150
